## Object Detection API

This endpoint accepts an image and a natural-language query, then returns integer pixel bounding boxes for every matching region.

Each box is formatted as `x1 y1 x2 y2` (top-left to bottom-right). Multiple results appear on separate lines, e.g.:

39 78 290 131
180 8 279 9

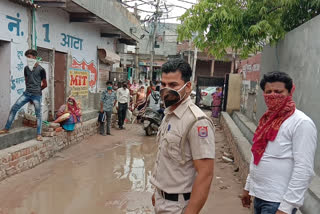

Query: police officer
151 59 215 214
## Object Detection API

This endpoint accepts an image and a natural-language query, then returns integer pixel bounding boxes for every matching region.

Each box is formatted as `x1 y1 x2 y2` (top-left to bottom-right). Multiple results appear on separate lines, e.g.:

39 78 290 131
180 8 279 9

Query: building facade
0 0 141 129
237 53 262 122
121 23 179 81
177 41 234 83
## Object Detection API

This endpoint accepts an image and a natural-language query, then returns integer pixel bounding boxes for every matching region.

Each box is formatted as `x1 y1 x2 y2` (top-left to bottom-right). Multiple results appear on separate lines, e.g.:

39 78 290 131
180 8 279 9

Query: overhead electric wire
160 4 189 10
120 0 195 48
122 0 194 19
175 0 195 5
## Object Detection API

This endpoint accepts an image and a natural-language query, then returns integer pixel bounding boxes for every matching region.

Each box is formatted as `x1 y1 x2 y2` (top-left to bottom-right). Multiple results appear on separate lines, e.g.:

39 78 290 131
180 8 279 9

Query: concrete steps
0 127 37 150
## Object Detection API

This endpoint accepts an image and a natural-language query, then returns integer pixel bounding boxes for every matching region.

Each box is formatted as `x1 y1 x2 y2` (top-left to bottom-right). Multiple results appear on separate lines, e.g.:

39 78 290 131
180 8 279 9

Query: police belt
158 189 191 201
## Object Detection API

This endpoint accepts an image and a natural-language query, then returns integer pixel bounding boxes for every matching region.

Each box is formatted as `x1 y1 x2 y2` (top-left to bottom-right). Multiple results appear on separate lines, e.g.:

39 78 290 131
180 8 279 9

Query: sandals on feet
36 136 43 141
0 129 9 135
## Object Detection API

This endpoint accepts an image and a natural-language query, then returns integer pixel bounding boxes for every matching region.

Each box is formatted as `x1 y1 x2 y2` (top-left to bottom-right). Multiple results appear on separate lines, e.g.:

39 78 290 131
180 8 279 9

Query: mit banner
68 68 89 96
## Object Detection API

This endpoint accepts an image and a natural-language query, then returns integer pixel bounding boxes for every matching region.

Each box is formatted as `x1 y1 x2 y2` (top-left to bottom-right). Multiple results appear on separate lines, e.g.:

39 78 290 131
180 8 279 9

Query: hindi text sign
69 69 89 96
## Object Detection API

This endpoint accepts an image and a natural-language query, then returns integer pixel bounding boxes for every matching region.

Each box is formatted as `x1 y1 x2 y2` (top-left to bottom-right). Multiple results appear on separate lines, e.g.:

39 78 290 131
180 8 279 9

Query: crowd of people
0 52 317 214
0 49 164 139
98 78 164 136
54 80 223 135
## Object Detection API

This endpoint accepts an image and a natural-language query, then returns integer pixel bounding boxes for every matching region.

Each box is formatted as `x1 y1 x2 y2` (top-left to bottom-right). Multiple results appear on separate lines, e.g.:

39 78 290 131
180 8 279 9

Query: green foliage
178 0 320 59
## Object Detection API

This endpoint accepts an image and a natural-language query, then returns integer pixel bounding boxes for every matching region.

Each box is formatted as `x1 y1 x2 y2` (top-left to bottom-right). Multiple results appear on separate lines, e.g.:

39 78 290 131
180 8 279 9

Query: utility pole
192 47 198 85
188 40 191 64
134 3 140 81
135 46 140 80
150 0 160 81
134 2 138 17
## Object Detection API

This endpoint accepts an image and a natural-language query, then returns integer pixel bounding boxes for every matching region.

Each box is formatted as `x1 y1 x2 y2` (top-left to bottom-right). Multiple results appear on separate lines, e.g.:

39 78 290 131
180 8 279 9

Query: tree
177 0 320 59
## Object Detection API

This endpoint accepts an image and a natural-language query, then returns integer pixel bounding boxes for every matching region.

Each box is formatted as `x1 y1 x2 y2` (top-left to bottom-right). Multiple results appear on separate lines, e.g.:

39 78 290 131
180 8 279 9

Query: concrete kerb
0 118 98 181
221 111 320 214
231 111 256 145
220 112 252 184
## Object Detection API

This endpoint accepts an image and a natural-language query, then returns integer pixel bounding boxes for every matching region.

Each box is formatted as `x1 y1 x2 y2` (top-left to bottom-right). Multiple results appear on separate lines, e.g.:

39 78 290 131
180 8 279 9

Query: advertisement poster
68 68 89 97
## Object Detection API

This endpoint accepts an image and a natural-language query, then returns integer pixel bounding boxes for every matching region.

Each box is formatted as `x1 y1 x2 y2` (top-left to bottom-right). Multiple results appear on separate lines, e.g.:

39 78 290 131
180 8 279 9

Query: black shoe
107 133 112 135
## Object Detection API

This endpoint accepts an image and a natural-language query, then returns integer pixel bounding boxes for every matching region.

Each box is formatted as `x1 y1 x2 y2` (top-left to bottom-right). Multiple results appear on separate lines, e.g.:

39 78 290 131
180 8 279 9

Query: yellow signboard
68 68 89 97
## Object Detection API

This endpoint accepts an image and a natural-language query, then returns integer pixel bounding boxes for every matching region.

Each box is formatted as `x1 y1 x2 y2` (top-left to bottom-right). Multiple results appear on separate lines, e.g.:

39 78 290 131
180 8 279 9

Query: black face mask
160 82 188 108
123 84 127 89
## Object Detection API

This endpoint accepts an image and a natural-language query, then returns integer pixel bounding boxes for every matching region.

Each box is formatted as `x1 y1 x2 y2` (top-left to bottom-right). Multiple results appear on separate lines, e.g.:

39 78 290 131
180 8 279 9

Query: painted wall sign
11 47 28 104
16 50 24 71
69 68 89 97
0 1 28 43
0 1 29 109
11 49 25 95
6 13 24 37
253 64 260 72
60 33 83 50
42 24 50 43
71 58 97 92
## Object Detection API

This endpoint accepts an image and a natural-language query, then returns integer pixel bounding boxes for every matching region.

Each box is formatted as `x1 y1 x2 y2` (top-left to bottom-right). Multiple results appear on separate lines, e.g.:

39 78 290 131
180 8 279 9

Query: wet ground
0 117 250 214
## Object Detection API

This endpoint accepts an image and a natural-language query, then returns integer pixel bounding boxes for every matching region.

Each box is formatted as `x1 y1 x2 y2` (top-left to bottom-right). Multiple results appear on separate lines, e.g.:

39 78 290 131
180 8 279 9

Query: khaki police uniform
150 96 215 214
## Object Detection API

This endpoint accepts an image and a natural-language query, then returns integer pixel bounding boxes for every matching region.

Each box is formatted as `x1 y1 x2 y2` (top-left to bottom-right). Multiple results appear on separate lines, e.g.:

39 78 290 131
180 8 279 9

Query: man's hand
152 193 155 207
276 211 287 214
241 190 251 208
41 79 47 90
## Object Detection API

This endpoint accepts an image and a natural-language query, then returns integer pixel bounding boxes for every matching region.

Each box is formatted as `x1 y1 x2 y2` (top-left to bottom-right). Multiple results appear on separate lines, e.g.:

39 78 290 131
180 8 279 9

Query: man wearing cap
151 59 215 214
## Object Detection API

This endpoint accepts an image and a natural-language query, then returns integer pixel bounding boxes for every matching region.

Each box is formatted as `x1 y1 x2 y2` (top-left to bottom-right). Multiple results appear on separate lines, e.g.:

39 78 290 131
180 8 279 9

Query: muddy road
0 120 250 214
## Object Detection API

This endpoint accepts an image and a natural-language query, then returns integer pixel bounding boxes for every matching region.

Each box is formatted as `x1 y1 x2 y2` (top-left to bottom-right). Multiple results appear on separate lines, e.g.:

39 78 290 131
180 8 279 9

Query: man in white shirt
116 81 130 129
241 71 317 214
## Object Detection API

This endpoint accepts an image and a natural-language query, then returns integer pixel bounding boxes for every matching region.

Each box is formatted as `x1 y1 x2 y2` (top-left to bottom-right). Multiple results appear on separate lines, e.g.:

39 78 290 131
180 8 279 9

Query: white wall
0 0 118 125
35 8 116 93
0 0 29 109
0 41 11 129
259 15 320 175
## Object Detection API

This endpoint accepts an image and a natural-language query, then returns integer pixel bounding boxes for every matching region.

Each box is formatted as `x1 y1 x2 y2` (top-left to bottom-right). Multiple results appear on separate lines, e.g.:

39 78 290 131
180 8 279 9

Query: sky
123 0 197 24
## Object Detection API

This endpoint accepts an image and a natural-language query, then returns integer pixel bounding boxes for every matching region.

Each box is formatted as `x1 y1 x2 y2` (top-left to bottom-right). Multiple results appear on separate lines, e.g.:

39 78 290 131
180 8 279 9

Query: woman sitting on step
55 97 82 131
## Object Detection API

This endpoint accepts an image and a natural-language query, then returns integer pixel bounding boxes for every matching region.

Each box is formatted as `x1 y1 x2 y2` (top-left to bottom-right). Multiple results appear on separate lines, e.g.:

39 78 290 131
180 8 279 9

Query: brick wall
237 53 261 82
0 119 98 181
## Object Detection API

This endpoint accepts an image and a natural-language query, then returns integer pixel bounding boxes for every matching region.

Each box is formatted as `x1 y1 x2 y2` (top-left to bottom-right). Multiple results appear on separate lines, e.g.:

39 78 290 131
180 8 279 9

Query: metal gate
196 75 229 111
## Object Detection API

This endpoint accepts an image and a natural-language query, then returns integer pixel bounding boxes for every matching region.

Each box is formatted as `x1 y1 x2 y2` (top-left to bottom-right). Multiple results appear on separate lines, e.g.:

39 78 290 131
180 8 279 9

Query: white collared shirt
245 109 317 214
116 87 130 104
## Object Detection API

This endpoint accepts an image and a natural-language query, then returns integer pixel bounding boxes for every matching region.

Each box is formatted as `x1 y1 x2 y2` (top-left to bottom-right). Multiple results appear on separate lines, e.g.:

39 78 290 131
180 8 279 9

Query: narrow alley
0 120 249 214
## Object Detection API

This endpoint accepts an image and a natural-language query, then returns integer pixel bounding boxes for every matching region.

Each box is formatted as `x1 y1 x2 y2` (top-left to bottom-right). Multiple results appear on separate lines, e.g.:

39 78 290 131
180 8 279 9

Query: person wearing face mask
150 59 215 214
100 82 117 135
55 97 82 131
0 49 47 141
241 72 317 214
116 81 130 129
148 81 161 112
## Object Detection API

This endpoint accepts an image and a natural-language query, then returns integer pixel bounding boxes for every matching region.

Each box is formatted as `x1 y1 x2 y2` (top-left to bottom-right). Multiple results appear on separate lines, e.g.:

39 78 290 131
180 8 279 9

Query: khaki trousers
154 190 189 214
